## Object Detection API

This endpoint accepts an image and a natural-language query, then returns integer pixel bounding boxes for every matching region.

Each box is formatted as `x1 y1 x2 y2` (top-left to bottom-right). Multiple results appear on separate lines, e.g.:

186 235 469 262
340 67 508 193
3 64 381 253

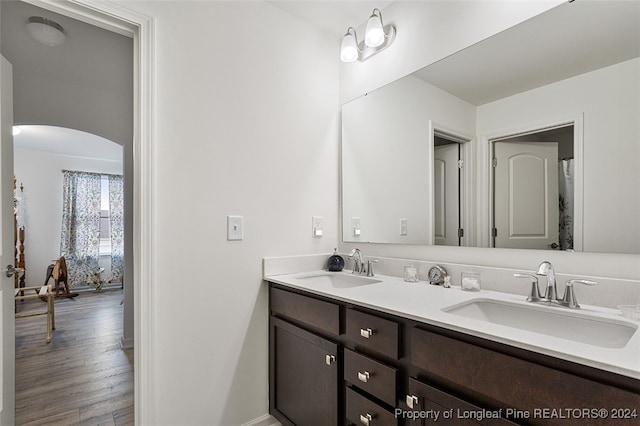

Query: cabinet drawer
270 287 340 335
346 387 397 426
411 327 640 425
346 308 399 359
344 349 397 406
407 378 517 426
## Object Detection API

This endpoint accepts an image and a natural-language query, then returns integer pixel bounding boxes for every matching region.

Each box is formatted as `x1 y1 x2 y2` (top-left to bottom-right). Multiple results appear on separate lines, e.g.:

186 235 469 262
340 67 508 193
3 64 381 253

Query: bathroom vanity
266 271 640 426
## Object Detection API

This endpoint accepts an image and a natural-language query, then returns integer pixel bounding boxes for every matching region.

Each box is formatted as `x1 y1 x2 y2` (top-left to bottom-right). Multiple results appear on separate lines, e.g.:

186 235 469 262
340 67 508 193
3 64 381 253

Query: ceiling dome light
340 27 359 63
26 16 66 47
365 9 385 48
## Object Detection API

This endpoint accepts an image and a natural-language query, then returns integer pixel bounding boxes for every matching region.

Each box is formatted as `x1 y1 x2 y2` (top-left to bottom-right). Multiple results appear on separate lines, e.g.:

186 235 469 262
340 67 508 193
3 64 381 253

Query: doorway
1 1 153 424
431 125 473 247
490 125 575 250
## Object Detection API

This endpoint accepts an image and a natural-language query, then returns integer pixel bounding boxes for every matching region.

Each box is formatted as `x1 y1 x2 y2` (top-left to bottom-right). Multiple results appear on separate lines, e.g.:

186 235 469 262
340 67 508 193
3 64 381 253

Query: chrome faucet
514 261 597 309
536 261 558 301
348 248 365 274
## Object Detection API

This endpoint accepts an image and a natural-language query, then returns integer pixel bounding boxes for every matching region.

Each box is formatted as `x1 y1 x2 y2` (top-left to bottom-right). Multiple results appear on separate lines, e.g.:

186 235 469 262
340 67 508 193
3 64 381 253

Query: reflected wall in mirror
341 74 475 244
341 0 640 253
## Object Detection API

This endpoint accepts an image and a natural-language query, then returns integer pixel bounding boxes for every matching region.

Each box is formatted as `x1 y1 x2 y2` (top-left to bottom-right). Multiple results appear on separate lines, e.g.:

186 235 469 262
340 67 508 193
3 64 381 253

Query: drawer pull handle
360 328 373 339
325 355 335 366
360 414 373 426
357 371 370 383
406 394 419 409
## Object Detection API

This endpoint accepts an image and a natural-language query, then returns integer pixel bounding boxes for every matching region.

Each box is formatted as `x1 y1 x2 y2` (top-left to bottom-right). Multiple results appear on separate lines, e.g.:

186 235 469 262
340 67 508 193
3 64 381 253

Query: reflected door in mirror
493 141 558 249
434 142 460 246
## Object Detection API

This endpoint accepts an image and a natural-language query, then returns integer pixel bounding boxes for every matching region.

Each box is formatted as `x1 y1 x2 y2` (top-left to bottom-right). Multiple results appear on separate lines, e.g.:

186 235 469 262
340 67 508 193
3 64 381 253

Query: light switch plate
227 215 244 241
400 218 408 235
351 217 361 237
312 216 323 238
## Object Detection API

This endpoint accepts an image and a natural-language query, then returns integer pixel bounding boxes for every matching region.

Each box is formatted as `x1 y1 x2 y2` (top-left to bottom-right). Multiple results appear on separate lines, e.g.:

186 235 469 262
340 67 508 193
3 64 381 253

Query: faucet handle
366 259 378 277
513 273 543 302
561 279 597 309
566 279 597 287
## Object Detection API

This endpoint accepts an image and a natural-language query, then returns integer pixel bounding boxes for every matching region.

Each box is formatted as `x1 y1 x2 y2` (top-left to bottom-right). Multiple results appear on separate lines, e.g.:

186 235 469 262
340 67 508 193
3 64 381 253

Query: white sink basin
295 272 382 288
443 299 638 349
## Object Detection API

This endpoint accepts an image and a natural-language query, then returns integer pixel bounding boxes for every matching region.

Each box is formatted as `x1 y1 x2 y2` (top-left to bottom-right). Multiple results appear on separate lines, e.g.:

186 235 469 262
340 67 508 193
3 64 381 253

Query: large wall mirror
341 0 640 254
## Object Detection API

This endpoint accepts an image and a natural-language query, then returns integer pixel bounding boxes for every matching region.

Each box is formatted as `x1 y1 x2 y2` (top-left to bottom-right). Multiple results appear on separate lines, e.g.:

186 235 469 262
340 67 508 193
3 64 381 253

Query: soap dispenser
328 248 345 272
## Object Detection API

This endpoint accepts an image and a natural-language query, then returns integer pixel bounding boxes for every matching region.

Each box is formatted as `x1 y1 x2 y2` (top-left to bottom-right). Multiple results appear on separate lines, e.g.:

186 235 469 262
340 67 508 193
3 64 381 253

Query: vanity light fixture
340 8 396 63
27 16 66 47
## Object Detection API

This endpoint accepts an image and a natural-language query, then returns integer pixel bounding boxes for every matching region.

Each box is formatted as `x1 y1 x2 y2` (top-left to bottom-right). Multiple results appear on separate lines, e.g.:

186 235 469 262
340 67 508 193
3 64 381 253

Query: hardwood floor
15 288 133 425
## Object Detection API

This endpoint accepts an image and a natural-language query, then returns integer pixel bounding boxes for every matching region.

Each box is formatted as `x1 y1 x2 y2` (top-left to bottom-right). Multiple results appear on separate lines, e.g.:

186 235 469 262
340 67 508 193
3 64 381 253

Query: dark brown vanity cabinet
269 283 640 426
270 288 341 425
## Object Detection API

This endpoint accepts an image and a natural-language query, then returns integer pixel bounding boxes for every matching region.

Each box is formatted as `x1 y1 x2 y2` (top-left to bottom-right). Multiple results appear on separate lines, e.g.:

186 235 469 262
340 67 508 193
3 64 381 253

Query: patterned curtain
558 159 574 251
109 174 124 283
60 171 101 286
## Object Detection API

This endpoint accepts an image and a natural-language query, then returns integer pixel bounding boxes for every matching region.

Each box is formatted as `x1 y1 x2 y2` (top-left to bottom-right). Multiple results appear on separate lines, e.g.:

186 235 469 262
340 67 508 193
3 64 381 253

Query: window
60 170 124 285
100 176 111 255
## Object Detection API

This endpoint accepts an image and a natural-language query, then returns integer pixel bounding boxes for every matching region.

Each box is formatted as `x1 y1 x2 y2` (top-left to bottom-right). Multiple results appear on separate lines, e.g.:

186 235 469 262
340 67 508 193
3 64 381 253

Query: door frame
479 113 584 251
429 121 474 247
23 1 156 423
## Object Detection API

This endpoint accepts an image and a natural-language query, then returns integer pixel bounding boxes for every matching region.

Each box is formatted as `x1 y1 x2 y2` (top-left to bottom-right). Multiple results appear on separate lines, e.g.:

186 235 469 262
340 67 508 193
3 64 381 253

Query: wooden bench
15 284 55 343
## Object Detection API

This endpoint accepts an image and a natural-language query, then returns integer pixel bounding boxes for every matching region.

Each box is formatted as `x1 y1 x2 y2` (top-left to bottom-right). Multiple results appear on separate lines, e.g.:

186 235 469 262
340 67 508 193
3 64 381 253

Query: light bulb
365 12 385 48
340 30 359 63
13 126 22 136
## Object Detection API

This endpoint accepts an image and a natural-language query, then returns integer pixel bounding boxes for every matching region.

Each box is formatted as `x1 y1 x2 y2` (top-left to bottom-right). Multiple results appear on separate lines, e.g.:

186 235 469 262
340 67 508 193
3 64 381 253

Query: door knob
5 265 16 277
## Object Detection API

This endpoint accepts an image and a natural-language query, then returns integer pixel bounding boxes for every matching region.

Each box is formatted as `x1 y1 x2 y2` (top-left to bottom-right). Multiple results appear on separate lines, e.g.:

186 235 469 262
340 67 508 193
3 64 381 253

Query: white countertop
265 270 640 380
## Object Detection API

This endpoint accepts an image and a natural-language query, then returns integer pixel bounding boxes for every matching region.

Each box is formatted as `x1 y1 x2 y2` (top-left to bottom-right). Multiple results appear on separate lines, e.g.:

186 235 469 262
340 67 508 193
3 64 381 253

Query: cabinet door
270 316 339 426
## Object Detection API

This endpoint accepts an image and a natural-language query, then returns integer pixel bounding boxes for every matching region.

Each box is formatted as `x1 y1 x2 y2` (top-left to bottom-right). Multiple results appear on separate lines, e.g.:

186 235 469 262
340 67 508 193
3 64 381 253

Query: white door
0 55 16 425
493 141 558 249
434 143 459 246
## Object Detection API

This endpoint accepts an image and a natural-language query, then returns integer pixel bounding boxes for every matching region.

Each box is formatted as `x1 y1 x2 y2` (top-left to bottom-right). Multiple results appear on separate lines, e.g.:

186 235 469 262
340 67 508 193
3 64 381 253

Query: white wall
342 75 475 244
477 58 640 254
119 1 339 424
13 148 122 286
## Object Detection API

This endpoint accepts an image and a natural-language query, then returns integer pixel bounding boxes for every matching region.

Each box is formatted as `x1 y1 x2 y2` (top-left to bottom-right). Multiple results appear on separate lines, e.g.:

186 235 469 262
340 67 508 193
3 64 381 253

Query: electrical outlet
227 215 244 241
312 216 324 238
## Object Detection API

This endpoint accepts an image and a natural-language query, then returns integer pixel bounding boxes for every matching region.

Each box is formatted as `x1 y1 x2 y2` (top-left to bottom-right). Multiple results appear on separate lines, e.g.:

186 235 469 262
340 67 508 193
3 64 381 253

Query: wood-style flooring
15 288 133 425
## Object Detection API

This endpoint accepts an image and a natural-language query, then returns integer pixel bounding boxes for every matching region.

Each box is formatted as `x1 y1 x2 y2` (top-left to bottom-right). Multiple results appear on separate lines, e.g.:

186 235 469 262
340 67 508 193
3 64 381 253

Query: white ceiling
1 1 133 97
14 125 123 162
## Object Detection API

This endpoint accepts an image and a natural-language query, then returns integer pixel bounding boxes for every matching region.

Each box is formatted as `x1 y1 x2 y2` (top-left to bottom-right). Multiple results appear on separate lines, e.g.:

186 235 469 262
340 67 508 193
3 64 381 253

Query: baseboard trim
120 336 134 349
242 414 280 426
